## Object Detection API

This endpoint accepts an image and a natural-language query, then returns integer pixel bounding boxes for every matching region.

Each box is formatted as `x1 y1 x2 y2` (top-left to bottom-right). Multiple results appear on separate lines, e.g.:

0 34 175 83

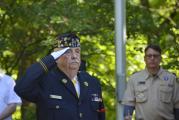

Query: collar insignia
62 79 68 84
84 81 88 86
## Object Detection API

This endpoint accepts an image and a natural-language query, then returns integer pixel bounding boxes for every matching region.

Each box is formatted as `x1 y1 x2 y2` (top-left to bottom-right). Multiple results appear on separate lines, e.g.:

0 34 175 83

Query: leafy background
0 0 178 120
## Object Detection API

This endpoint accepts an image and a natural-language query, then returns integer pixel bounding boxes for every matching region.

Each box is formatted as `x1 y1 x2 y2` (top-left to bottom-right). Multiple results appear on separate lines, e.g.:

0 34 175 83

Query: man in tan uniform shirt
122 44 179 120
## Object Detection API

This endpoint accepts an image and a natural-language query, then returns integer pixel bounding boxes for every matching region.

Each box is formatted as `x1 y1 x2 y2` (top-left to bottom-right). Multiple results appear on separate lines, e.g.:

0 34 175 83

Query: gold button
79 113 83 118
56 105 60 109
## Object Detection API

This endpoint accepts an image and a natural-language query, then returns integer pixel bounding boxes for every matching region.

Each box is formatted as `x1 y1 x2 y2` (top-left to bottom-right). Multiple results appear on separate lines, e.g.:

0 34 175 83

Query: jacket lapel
78 73 89 101
60 78 79 98
55 68 78 99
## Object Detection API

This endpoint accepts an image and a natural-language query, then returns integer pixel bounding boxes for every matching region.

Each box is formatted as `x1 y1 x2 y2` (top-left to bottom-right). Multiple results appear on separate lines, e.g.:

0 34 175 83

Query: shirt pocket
47 99 73 120
47 98 65 110
160 84 173 103
135 85 148 103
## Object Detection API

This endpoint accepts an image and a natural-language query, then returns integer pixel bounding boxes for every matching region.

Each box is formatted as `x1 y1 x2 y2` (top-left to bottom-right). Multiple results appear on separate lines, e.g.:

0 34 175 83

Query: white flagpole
114 0 126 120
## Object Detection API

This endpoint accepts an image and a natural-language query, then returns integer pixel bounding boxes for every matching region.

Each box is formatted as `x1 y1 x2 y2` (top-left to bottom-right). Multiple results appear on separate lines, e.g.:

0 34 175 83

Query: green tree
0 0 115 119
0 0 178 120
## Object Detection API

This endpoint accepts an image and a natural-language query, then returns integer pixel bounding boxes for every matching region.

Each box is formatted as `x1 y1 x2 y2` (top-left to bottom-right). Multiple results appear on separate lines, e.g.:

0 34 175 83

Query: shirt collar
144 68 150 80
144 67 163 80
72 75 78 81
157 68 166 80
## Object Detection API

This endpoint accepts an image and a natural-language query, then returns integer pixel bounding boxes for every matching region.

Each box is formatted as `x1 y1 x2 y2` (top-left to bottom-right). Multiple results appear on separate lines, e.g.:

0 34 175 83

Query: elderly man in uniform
122 44 179 120
14 33 105 120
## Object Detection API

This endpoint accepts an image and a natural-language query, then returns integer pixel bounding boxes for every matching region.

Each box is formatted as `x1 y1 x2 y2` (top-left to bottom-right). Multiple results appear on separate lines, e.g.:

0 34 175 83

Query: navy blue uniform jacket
14 55 105 120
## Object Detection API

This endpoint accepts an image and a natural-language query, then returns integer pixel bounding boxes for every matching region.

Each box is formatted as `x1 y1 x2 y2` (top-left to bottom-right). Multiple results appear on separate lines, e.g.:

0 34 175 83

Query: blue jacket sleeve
174 108 179 120
98 84 105 120
14 55 56 102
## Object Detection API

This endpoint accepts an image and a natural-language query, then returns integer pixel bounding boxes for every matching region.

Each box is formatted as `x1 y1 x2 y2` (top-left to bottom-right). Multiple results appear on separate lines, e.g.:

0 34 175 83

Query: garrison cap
57 33 80 48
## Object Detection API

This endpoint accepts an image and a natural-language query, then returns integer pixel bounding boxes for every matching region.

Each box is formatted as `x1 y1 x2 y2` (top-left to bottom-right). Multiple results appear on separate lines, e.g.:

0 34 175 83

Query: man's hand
51 47 69 60
0 103 17 120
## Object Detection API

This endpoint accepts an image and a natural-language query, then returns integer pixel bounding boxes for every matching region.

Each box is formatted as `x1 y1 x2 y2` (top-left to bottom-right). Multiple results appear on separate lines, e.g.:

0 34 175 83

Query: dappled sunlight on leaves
12 106 21 120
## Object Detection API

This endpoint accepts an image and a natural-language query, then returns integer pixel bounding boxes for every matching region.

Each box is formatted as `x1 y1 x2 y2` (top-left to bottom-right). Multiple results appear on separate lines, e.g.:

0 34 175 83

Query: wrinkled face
57 47 81 71
144 48 161 69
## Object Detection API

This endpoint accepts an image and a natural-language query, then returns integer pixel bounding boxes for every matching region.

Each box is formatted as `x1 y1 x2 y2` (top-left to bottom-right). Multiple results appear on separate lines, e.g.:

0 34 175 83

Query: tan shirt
122 68 179 120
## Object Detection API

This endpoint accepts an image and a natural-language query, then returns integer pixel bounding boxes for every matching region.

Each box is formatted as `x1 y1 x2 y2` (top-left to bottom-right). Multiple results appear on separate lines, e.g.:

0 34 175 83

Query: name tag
49 95 62 100
138 81 145 84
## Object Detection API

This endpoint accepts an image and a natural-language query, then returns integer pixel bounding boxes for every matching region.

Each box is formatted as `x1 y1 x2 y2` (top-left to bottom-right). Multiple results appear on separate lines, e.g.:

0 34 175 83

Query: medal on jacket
91 94 102 102
62 79 68 84
84 81 88 87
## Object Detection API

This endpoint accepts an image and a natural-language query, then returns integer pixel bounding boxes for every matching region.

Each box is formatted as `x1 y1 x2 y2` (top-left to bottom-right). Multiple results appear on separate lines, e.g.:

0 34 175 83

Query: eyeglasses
145 54 161 59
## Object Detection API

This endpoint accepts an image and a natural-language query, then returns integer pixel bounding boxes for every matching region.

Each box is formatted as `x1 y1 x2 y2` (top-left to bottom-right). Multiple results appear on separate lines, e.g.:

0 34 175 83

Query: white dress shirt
0 73 22 120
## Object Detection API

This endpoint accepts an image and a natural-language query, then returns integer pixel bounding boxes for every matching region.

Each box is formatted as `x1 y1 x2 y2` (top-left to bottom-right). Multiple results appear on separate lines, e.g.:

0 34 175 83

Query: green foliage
127 0 179 76
0 0 179 120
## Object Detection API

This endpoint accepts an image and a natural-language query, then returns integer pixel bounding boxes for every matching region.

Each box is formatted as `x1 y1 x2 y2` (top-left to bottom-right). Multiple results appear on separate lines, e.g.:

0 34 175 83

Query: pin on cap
57 33 80 48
